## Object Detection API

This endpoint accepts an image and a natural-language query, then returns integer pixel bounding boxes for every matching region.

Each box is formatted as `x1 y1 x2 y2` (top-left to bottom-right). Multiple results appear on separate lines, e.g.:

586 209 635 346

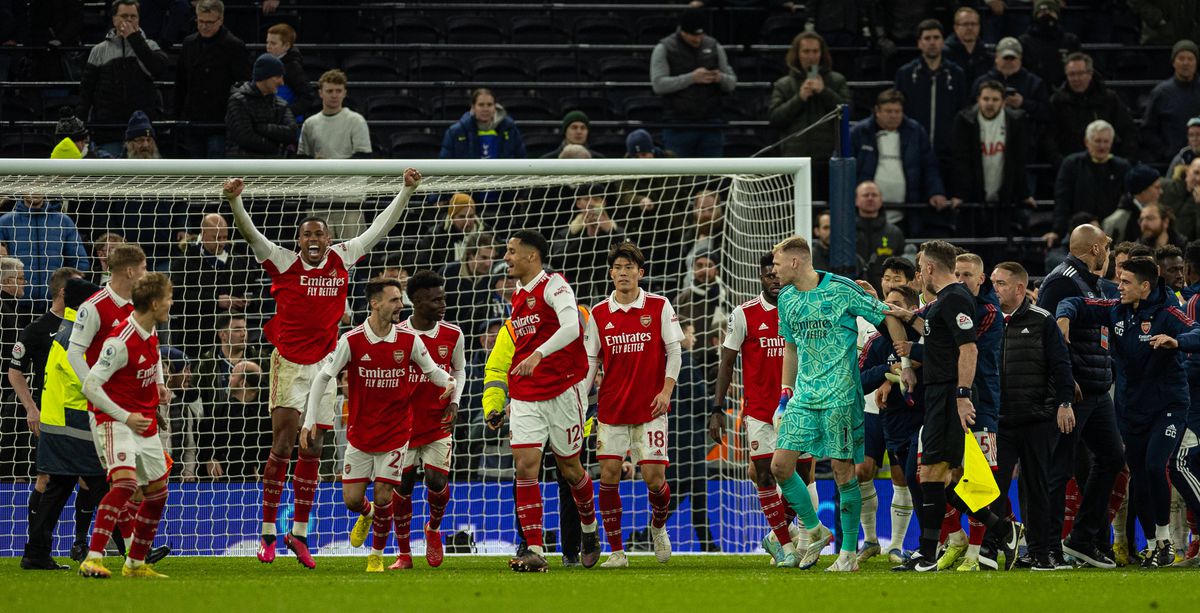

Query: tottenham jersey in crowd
261 241 364 365
398 318 465 448
585 289 684 425
508 270 588 402
722 294 783 424
91 317 161 436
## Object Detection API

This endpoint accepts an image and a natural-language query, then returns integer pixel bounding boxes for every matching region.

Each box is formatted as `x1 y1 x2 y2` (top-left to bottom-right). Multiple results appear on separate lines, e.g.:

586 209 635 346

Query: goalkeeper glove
774 386 793 428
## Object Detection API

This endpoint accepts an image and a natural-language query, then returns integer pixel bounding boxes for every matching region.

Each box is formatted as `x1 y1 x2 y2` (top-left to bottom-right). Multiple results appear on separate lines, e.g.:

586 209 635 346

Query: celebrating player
301 278 455 573
710 253 816 565
77 273 174 579
223 168 420 568
582 242 683 568
503 229 601 573
389 270 465 570
770 236 912 571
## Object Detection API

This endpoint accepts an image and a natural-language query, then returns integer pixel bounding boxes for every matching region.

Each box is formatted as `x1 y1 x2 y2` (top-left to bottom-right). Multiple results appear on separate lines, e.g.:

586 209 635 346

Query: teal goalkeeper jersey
777 271 890 410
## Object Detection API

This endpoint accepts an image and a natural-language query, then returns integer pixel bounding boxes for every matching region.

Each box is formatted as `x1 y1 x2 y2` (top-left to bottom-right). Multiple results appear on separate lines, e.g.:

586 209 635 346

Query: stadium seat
499 95 557 121
723 132 766 157
573 15 634 45
731 53 785 83
430 94 472 120
597 56 649 83
0 132 56 158
760 14 807 45
379 14 443 44
523 131 564 156
364 95 427 120
408 55 471 81
588 132 630 158
302 55 336 83
621 95 665 122
342 54 404 82
39 96 82 121
0 99 38 122
445 15 507 45
470 56 532 82
635 15 678 44
722 96 760 121
558 95 616 121
535 56 587 82
510 16 570 45
389 131 443 159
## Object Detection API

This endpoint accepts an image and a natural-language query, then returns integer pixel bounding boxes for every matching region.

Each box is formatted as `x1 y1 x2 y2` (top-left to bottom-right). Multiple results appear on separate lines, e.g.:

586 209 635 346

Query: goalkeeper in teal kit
769 236 914 572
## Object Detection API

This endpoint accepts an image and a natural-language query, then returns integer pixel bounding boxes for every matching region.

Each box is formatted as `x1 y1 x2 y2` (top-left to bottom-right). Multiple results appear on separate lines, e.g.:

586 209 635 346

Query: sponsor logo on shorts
750 440 759 450
344 463 351 475
640 315 652 327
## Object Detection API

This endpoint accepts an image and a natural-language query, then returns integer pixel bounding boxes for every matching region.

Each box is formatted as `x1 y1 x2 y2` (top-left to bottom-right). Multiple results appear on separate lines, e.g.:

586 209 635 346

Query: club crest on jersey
751 440 759 451
640 315 653 327
1141 321 1152 335
393 350 405 363
117 452 126 461
438 345 449 358
525 296 537 309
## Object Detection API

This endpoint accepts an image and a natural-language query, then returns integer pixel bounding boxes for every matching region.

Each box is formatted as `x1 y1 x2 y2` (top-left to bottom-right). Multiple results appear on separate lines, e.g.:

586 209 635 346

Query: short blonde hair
773 235 811 257
955 252 984 270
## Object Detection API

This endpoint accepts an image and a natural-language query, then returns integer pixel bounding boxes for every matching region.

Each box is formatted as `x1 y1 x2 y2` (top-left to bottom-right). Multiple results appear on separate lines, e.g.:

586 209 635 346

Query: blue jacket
850 115 945 203
0 200 90 303
971 279 1003 432
859 325 926 448
439 110 527 160
1058 282 1200 432
894 57 969 158
1185 291 1200 433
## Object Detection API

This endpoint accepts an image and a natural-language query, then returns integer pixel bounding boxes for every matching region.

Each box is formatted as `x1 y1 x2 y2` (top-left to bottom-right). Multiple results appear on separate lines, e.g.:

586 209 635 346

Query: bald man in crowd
169 213 255 357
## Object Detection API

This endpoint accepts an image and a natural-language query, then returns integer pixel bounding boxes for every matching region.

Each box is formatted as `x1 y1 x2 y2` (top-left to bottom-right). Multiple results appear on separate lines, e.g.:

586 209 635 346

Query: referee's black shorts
921 382 965 468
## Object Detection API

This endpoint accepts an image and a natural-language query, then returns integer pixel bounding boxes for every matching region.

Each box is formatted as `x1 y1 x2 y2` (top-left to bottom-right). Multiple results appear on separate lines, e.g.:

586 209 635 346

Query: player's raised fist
222 178 245 199
403 168 422 187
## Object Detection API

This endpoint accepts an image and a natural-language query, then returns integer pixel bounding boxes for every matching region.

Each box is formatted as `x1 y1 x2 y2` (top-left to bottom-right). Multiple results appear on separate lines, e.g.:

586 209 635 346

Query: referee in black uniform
888 241 1024 572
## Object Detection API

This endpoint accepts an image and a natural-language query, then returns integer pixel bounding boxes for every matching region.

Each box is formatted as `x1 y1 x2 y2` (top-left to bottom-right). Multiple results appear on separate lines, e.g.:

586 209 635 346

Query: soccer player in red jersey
300 278 455 573
77 273 174 579
390 270 464 570
223 168 421 568
503 229 600 572
582 242 683 568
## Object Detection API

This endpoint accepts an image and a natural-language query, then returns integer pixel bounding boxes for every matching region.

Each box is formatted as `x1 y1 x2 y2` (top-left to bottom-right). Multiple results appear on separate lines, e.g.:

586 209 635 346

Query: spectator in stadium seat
176 0 247 159
1103 164 1163 245
650 8 737 158
554 195 625 305
1168 118 1200 177
1017 0 1079 87
265 23 315 120
121 111 159 159
193 313 263 401
801 0 875 47
855 181 906 289
951 80 1032 236
50 109 107 160
894 20 969 168
680 189 724 276
849 88 951 236
812 210 831 270
158 345 197 477
666 320 718 552
1137 203 1188 251
768 32 848 197
1127 0 1200 45
945 7 992 85
673 250 729 380
169 213 254 357
442 233 503 327
417 193 487 272
1164 159 1200 240
89 232 124 285
1048 120 1131 246
439 88 527 160
1156 244 1187 293
198 359 268 480
224 53 296 159
78 0 168 156
541 111 603 159
1050 52 1139 163
1143 40 1200 163
0 195 89 306
298 69 371 160
972 37 1051 150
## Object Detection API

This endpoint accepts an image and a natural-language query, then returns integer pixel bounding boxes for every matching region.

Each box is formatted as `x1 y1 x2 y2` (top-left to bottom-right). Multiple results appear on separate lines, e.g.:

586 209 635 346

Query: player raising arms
222 168 421 568
77 273 174 579
301 278 455 573
503 229 601 573
583 242 684 568
771 237 912 571
389 270 465 570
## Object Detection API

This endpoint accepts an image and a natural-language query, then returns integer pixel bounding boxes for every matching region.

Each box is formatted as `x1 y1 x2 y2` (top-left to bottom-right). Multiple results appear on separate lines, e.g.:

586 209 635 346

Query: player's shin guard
599 482 623 551
514 478 544 550
778 472 820 530
261 452 289 530
127 486 167 562
372 499 393 554
88 478 137 556
1108 467 1131 524
291 456 320 536
940 506 962 543
569 474 598 529
758 487 793 546
860 480 878 543
1063 477 1081 539
838 480 862 554
118 498 138 542
891 487 913 551
427 485 450 531
394 494 413 554
649 482 671 530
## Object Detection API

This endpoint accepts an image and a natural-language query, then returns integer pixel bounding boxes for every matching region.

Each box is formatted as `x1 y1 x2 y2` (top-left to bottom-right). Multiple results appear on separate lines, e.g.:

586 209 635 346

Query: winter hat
446 192 475 220
561 110 590 132
625 129 655 155
252 53 286 82
996 37 1023 59
159 345 191 374
1125 164 1161 196
694 250 720 267
1173 39 1199 62
54 107 88 141
679 8 706 35
124 110 155 141
1033 0 1060 15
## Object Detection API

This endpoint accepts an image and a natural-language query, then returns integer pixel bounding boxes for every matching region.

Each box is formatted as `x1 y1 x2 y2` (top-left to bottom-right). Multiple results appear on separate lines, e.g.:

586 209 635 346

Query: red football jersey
585 291 684 425
74 286 136 415
722 295 783 424
330 324 426 453
509 271 588 402
93 318 161 437
262 243 359 365
398 319 464 448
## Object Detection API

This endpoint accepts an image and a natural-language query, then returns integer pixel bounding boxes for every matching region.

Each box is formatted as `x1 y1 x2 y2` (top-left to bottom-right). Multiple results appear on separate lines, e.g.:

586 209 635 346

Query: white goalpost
0 157 810 556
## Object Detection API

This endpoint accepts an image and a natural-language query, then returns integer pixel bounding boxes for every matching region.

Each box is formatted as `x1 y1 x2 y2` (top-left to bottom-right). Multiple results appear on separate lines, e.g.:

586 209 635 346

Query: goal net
0 158 809 556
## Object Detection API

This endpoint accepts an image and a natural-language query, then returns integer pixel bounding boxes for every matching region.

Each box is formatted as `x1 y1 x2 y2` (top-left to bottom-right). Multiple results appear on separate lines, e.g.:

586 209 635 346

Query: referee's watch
955 386 972 399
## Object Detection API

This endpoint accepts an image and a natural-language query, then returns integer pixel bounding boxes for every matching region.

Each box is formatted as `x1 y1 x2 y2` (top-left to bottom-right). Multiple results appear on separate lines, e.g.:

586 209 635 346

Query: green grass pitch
2 554 1194 612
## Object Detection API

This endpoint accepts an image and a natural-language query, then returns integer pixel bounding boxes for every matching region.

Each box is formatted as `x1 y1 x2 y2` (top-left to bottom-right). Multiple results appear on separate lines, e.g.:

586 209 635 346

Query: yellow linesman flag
954 433 1000 512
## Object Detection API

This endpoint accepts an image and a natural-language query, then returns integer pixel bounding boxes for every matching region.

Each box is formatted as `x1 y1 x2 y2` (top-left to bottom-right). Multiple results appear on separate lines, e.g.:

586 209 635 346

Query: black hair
881 256 916 281
365 278 403 302
607 242 646 269
1185 240 1200 270
406 269 445 299
1155 244 1183 263
1124 257 1160 285
510 229 550 262
759 252 775 269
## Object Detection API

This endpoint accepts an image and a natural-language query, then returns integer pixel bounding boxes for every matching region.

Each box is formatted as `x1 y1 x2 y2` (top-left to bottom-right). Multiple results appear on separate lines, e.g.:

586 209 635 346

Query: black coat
1000 298 1075 427
950 106 1030 205
1049 76 1139 162
167 241 255 356
78 29 168 126
1036 255 1113 395
1018 22 1081 89
176 27 250 122
224 81 296 158
1052 151 1131 236
278 47 316 119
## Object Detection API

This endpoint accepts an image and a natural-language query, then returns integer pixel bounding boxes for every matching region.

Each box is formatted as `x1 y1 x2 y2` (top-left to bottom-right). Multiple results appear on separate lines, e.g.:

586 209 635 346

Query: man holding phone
650 8 737 157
